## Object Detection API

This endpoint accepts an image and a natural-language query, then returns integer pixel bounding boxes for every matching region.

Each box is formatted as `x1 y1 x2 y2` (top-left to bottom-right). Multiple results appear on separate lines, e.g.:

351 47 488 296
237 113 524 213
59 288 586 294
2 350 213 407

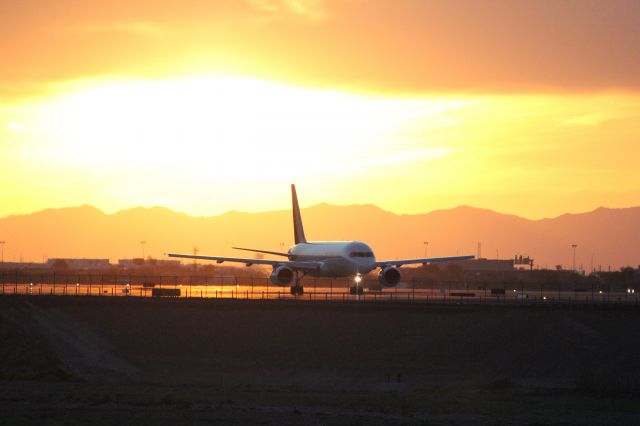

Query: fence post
540 282 542 300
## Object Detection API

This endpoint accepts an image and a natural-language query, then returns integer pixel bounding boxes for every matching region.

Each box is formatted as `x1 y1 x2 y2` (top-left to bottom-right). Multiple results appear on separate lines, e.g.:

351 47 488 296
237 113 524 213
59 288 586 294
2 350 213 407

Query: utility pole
193 246 199 272
0 241 4 265
571 244 578 271
140 240 146 259
423 241 429 258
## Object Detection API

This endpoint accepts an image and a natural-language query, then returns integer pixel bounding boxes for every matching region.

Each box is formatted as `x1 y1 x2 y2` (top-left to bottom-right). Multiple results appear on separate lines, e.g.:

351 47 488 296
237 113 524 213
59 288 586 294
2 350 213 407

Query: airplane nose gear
349 273 364 295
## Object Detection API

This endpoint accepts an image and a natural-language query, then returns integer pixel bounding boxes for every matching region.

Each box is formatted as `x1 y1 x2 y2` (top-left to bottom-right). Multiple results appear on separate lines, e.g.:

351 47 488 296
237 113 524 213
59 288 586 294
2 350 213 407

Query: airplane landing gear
290 271 306 296
349 273 364 295
290 284 304 296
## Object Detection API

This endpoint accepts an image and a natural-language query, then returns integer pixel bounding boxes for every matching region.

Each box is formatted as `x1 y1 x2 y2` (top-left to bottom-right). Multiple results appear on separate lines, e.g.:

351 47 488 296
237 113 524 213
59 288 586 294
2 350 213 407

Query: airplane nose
362 258 376 273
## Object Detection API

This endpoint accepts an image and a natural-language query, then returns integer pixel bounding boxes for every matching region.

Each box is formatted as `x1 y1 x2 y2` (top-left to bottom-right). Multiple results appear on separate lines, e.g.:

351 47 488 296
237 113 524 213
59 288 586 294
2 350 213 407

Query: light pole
0 241 4 264
193 246 199 272
571 244 577 271
140 240 146 259
423 241 429 258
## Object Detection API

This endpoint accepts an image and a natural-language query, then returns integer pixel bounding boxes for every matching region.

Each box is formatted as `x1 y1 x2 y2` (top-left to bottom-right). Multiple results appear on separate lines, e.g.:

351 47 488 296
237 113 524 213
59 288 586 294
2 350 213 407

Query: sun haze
1 0 639 219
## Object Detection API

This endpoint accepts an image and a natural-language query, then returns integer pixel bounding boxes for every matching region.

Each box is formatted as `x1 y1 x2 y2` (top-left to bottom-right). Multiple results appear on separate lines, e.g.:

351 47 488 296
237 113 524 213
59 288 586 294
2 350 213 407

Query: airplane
167 185 474 295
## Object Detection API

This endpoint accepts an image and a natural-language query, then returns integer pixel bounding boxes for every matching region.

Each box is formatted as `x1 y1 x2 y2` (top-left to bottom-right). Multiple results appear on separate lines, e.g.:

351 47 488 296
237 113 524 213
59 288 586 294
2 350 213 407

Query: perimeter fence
1 271 638 306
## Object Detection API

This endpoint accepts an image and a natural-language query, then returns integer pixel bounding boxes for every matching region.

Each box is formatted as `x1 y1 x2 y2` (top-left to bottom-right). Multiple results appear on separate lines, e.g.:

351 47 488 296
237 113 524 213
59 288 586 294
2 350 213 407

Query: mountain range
0 203 638 270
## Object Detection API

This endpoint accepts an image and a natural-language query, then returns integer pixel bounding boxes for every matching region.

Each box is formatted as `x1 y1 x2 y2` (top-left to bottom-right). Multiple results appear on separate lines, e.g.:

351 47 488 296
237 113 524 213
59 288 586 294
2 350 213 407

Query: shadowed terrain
1 296 640 424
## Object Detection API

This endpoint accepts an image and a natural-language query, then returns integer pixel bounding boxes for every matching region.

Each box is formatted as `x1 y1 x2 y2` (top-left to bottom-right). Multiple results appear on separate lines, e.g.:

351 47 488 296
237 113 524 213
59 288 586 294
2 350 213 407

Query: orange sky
1 0 640 219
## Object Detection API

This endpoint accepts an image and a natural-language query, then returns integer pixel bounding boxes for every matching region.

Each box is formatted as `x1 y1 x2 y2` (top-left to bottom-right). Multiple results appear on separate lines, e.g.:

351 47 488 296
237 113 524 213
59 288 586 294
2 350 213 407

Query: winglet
291 184 307 244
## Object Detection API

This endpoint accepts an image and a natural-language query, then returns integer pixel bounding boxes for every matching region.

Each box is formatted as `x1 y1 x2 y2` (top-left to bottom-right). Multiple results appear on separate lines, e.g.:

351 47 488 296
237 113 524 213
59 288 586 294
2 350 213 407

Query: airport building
118 258 181 268
438 258 514 272
47 258 111 270
0 262 49 270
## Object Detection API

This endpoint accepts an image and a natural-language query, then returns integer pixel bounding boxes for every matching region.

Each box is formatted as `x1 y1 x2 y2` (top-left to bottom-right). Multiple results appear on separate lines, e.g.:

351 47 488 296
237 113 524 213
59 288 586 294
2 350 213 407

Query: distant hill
0 203 638 270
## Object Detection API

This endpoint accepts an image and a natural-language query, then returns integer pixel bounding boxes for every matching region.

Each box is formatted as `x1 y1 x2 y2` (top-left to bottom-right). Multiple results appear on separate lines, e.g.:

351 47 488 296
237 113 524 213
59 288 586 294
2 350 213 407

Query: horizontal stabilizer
232 247 290 257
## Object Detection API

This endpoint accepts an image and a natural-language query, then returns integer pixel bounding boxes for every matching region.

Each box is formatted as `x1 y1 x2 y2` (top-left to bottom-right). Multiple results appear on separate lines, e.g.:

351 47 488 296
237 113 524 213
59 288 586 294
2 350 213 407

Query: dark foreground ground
1 296 639 425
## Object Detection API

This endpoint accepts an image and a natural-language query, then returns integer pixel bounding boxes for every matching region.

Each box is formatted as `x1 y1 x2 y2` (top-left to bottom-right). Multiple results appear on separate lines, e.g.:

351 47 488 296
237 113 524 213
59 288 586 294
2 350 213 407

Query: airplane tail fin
291 184 307 244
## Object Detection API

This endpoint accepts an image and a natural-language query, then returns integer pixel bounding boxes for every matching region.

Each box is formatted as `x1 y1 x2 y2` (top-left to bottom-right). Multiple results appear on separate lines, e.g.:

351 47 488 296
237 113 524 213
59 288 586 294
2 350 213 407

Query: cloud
67 21 168 38
325 148 455 177
1 1 639 94
248 0 327 21
560 112 622 127
7 121 25 132
358 148 454 169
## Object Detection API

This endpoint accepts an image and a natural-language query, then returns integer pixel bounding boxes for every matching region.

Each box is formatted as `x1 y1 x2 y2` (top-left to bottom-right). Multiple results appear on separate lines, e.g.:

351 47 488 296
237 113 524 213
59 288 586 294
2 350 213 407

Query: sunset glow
1 0 639 219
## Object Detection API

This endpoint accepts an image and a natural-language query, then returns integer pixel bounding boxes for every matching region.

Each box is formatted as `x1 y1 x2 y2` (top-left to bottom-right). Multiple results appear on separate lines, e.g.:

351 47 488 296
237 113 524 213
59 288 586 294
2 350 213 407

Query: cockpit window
349 251 374 258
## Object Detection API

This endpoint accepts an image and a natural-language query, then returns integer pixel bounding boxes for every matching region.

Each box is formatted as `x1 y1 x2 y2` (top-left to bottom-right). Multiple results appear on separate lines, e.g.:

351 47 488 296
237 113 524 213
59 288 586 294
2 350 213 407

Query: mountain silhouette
0 204 638 270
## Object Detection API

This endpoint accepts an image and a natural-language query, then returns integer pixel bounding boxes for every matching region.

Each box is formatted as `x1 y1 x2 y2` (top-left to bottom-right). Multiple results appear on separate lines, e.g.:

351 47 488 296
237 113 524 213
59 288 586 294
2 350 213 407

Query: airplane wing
166 253 320 271
375 255 475 268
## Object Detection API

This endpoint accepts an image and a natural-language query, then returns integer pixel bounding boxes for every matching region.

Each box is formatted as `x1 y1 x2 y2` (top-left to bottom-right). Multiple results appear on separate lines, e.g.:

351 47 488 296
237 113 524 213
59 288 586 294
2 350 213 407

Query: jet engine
378 266 401 287
270 265 295 286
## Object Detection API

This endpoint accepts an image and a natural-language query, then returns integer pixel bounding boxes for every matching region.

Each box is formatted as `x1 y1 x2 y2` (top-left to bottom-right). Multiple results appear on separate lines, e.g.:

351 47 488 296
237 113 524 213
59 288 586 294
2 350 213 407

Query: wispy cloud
560 111 622 127
248 0 327 22
66 21 168 38
313 148 455 177
356 148 454 170
7 121 25 132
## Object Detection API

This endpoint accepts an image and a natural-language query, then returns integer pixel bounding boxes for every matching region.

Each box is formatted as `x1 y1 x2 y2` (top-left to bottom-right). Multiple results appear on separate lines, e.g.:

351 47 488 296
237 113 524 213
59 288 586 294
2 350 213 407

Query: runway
2 281 638 305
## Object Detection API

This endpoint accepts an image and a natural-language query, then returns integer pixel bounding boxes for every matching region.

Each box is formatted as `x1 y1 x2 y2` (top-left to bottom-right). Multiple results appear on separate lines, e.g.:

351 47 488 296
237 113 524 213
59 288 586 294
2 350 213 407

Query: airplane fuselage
288 241 376 277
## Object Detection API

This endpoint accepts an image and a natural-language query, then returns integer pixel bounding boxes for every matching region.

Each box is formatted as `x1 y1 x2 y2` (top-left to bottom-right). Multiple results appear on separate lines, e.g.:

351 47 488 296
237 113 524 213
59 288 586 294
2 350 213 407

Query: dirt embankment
1 296 639 393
